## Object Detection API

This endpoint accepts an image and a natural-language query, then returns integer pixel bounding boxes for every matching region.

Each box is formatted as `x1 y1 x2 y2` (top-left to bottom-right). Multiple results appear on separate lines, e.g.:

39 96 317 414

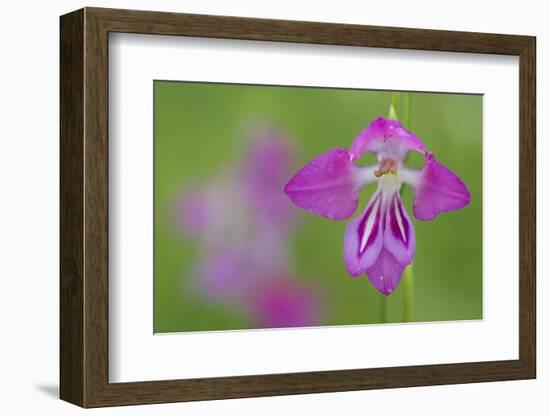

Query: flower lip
344 191 384 277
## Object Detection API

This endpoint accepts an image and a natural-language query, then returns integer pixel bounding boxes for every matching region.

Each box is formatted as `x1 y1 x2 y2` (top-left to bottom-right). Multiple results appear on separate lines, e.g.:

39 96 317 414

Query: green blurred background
154 81 482 333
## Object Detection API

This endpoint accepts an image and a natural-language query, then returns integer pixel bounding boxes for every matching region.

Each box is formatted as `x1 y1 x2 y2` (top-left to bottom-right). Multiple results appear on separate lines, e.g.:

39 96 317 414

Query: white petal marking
394 196 407 243
360 196 380 253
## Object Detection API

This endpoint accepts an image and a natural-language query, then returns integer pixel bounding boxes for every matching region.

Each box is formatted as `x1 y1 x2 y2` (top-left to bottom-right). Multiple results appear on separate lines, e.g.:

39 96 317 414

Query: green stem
381 295 389 323
388 92 400 119
387 92 415 322
405 94 413 125
402 266 414 322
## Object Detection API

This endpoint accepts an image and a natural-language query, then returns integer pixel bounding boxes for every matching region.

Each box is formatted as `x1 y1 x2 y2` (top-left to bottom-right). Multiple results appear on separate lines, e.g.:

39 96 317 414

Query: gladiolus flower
284 117 470 295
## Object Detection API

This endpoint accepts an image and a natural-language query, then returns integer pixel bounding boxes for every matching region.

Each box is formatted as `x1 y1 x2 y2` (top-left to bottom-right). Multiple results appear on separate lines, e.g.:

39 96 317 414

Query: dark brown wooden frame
60 7 536 408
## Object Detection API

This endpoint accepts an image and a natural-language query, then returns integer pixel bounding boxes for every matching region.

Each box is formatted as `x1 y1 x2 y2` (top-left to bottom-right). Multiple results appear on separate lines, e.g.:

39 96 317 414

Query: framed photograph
60 7 536 408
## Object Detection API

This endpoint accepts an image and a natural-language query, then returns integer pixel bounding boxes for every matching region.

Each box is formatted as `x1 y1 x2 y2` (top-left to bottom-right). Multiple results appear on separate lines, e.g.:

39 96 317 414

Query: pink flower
246 277 322 328
173 127 327 329
284 117 470 295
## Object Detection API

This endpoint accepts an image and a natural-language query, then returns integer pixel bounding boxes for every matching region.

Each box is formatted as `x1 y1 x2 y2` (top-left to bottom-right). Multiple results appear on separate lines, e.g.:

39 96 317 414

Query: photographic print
60 9 535 406
154 81 482 333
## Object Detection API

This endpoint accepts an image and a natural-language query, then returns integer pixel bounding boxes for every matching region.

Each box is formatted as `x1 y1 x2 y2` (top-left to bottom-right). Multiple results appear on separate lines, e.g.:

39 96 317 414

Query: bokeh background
154 81 482 333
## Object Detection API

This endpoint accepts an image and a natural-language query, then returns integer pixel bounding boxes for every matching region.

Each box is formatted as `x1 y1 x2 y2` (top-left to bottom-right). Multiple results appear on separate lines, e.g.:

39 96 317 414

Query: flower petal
412 153 471 221
350 117 425 162
344 191 384 276
365 247 407 296
284 147 361 220
383 192 416 265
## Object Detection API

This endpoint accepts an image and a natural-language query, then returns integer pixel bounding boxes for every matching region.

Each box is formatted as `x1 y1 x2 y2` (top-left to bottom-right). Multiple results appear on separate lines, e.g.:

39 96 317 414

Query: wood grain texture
83 10 110 406
89 7 532 54
59 8 84 407
59 7 537 408
518 38 536 376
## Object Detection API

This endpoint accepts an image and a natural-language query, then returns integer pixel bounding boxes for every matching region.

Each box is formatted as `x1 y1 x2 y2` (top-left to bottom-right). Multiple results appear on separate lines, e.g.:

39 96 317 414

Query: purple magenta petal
365 247 407 296
344 191 384 276
350 117 425 162
412 152 471 221
284 147 361 220
383 193 416 265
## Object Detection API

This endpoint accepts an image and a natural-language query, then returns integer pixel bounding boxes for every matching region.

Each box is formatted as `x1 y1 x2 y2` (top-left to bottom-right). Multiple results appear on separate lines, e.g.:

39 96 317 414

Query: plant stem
401 92 412 128
388 91 416 322
402 265 414 322
388 92 400 119
381 295 389 323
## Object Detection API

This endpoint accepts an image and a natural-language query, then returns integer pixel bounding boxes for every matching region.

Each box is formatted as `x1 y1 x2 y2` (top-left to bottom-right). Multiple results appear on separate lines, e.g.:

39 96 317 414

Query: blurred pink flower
173 127 325 328
246 277 322 328
241 130 296 228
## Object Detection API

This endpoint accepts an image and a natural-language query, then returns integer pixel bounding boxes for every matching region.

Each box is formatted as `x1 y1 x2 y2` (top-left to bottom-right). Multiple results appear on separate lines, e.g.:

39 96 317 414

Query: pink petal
284 147 360 220
350 117 425 162
344 191 384 276
365 247 407 296
412 153 471 221
383 193 416 265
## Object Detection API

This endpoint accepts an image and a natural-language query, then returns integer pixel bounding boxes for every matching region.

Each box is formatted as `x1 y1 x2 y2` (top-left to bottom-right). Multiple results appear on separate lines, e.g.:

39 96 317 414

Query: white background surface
110 34 519 382
0 0 545 415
